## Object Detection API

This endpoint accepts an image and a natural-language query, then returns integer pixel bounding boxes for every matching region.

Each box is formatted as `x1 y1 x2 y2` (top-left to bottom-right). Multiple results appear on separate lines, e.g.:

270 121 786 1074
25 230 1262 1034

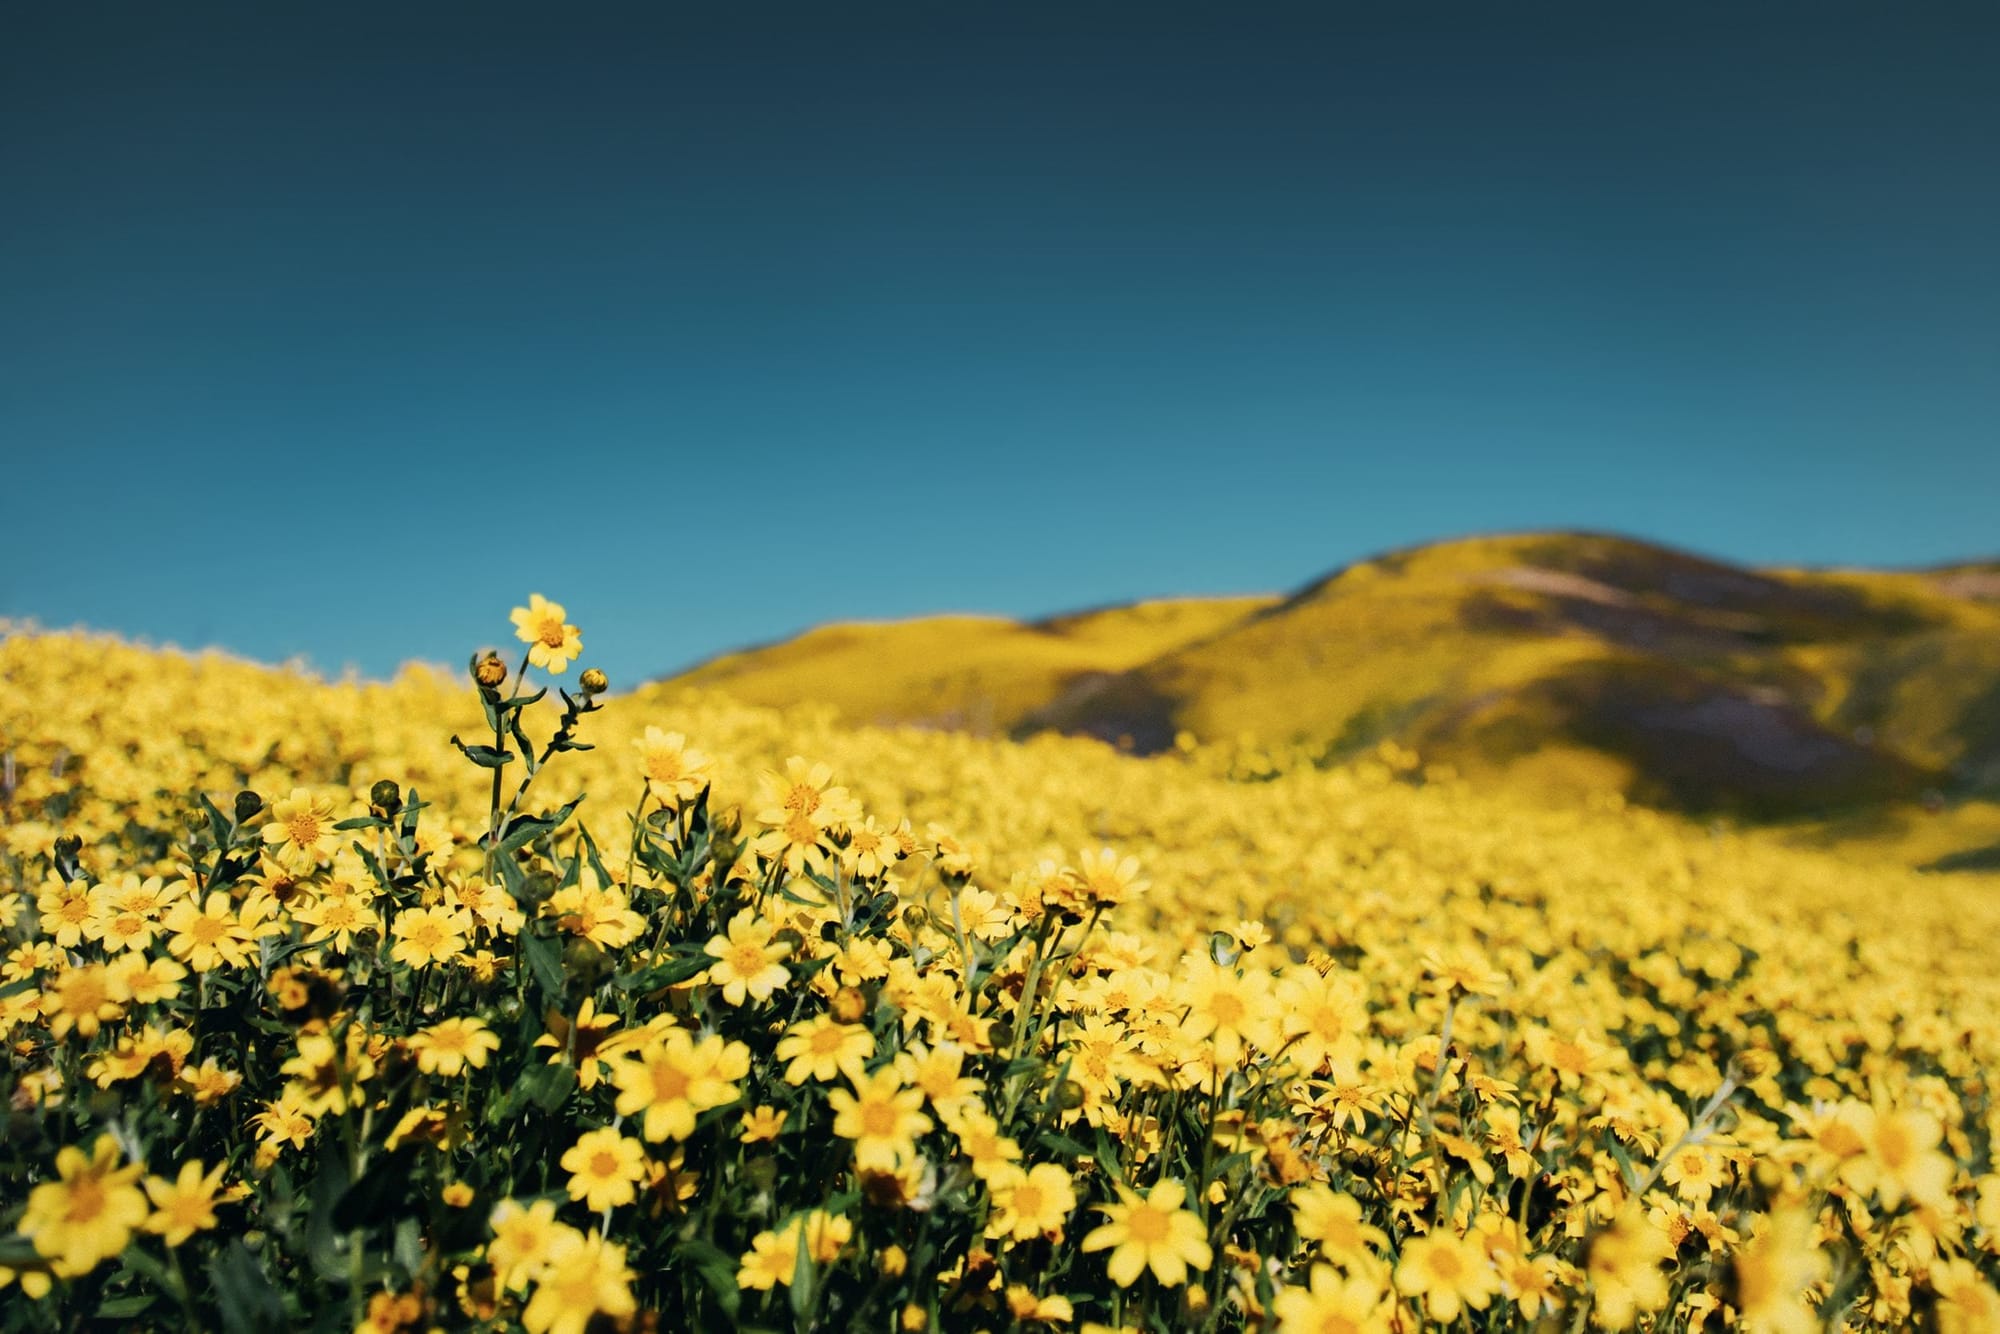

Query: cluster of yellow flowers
0 601 1998 1332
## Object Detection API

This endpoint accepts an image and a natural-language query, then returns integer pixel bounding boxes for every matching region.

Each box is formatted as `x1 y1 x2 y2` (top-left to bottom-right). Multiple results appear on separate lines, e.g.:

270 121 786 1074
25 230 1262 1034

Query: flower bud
831 987 869 1023
52 834 83 881
369 780 402 819
234 790 264 823
579 667 609 695
472 652 508 688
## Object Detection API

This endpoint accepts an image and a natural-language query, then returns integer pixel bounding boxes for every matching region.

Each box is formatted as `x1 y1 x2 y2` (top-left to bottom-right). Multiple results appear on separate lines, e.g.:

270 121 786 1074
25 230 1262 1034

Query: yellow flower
1933 1257 2000 1334
1393 1227 1499 1323
1290 1184 1387 1266
511 593 582 674
251 1087 319 1150
1006 1285 1076 1324
141 1160 226 1246
534 996 623 1089
703 911 791 1006
1733 1209 1828 1334
488 1198 565 1292
1659 1141 1733 1207
410 1016 500 1077
389 905 472 969
1855 1104 1955 1209
738 1208 853 1290
43 962 130 1040
178 1057 243 1106
20 1136 150 1274
292 892 377 952
1582 1210 1674 1330
757 757 856 824
894 1042 984 1117
36 878 95 948
829 1068 934 1171
634 727 713 808
1080 1179 1213 1288
610 1028 751 1141
776 1014 876 1085
542 883 646 950
1271 1264 1392 1334
118 953 189 1004
737 1228 800 1291
796 1209 853 1264
986 1163 1079 1243
942 1104 1023 1183
262 788 341 868
280 1030 377 1117
441 1182 475 1209
1175 956 1277 1068
162 891 254 972
84 874 174 953
1071 847 1148 909
521 1231 635 1334
559 1127 648 1212
739 1106 788 1143
752 804 837 879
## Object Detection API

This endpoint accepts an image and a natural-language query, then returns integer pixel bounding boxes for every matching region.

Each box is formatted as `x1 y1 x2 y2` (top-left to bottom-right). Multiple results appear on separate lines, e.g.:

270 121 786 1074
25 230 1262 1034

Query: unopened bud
369 780 402 819
831 987 869 1023
472 652 508 688
52 834 83 881
234 790 264 823
579 667 609 695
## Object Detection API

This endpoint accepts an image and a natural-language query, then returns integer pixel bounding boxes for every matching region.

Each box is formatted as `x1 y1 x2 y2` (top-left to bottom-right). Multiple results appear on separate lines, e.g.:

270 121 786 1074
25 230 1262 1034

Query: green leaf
613 945 713 993
335 1150 419 1231
498 795 586 855
98 1294 157 1318
0 1234 45 1266
577 825 615 888
787 1218 818 1324
519 929 566 1001
673 1238 743 1319
333 815 385 831
303 1161 353 1284
210 1239 288 1334
198 792 235 846
526 1060 576 1113
392 1216 424 1282
449 736 512 768
118 1242 173 1288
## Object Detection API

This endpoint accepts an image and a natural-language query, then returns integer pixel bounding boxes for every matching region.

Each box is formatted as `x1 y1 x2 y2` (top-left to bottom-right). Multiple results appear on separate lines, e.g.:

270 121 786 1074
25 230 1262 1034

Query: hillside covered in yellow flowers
656 533 2000 833
3 608 1999 1331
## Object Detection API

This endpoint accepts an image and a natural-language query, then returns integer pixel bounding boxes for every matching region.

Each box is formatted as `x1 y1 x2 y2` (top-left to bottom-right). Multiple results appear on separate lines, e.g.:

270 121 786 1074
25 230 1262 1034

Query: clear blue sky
4 3 1997 684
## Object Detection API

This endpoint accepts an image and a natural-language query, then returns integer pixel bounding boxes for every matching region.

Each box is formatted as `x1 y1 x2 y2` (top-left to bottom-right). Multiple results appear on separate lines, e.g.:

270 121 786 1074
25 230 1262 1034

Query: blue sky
4 3 1997 685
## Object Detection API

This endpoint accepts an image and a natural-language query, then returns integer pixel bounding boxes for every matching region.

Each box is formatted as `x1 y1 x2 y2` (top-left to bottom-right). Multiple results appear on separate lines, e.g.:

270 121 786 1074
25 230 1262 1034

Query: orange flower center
859 1100 901 1138
62 1175 109 1223
1122 1203 1172 1244
650 1063 692 1101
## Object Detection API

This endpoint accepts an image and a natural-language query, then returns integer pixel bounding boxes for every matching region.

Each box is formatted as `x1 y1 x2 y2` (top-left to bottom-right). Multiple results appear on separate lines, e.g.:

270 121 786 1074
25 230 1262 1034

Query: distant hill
646 532 2000 820
655 596 1276 735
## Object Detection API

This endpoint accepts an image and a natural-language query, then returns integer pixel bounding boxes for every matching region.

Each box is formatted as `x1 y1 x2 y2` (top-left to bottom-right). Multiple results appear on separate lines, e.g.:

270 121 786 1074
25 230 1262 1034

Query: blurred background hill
646 532 2000 863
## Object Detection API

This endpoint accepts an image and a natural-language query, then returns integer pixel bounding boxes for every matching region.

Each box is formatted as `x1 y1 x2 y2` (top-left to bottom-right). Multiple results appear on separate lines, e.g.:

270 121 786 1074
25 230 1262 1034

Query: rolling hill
645 533 2000 823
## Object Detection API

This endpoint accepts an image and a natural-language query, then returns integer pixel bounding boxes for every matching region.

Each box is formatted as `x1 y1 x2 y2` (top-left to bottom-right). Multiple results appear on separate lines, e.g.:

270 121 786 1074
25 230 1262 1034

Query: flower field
3 602 1998 1332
